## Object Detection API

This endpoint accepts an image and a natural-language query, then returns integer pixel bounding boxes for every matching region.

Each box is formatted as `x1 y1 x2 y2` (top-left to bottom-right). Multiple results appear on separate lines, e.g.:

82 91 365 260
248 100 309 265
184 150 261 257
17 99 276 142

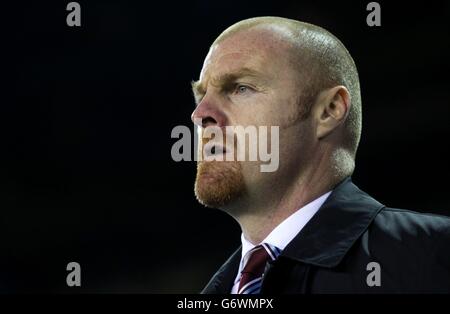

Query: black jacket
202 177 450 293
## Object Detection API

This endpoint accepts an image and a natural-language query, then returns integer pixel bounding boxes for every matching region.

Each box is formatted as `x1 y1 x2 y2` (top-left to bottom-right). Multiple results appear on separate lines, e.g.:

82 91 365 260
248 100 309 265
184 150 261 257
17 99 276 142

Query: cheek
261 92 300 129
239 161 268 193
228 89 300 129
279 96 304 128
279 122 313 162
233 104 285 128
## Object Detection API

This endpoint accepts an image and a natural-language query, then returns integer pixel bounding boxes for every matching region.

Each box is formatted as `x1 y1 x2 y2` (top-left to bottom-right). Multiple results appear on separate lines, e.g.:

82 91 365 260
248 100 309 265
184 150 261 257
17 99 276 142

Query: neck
231 156 340 244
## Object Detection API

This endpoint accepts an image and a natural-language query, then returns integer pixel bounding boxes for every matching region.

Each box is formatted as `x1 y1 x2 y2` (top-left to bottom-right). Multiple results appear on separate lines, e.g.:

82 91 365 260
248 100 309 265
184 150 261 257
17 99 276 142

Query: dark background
4 0 449 293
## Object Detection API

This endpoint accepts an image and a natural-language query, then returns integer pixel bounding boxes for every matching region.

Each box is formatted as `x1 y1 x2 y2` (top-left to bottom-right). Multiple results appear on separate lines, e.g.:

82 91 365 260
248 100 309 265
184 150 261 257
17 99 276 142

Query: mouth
204 141 228 159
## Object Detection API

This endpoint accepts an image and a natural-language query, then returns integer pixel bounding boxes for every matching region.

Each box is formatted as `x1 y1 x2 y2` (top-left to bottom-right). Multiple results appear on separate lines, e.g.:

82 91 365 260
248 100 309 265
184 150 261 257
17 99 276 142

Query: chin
194 160 246 209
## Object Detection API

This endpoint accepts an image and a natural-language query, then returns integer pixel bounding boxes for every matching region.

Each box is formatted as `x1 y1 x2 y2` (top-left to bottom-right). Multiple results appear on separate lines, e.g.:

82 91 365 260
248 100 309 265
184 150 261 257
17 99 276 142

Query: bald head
212 17 362 162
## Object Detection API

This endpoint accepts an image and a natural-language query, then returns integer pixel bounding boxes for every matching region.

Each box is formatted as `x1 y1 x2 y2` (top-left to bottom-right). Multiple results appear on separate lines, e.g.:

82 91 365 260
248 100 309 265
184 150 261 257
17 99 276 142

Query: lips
204 141 228 158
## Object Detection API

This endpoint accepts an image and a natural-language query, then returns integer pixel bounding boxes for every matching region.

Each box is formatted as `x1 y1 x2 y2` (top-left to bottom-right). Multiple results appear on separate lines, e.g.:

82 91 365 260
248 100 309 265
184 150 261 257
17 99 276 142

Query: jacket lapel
261 177 385 293
201 247 241 294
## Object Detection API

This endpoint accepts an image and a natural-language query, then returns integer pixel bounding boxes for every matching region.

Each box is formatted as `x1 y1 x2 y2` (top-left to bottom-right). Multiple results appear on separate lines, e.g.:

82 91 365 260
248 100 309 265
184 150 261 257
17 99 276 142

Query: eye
235 84 252 94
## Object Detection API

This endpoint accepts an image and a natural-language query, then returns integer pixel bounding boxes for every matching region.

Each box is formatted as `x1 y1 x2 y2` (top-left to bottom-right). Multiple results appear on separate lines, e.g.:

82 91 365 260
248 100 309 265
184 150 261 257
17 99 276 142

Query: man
190 16 450 293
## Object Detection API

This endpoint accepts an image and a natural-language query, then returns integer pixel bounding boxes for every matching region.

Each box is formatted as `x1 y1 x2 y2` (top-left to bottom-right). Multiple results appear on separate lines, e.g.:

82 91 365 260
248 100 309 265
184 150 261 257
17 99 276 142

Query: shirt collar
237 191 332 275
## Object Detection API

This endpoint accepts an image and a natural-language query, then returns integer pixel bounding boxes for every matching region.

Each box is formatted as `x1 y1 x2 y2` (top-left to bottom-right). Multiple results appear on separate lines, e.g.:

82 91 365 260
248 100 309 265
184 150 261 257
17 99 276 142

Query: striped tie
237 243 281 294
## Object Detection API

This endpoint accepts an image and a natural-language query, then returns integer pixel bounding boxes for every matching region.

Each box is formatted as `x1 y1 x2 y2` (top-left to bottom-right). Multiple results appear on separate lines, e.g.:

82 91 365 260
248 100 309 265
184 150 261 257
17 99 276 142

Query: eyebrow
191 67 264 102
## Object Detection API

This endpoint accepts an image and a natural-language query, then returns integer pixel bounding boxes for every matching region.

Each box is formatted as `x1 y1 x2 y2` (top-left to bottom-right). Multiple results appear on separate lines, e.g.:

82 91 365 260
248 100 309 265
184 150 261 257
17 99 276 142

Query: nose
191 94 227 128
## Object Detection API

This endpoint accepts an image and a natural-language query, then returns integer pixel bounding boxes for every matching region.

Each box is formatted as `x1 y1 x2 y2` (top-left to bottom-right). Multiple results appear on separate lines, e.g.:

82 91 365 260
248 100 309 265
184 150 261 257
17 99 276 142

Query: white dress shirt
230 191 332 293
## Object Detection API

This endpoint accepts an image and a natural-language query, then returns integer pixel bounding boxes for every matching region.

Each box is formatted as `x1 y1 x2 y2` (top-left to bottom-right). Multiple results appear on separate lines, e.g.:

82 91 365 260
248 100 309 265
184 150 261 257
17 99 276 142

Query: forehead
200 27 295 81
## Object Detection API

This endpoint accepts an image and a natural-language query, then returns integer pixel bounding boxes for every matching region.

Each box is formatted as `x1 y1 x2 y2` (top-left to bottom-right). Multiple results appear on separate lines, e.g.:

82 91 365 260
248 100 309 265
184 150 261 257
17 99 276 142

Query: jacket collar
281 177 385 267
201 247 241 294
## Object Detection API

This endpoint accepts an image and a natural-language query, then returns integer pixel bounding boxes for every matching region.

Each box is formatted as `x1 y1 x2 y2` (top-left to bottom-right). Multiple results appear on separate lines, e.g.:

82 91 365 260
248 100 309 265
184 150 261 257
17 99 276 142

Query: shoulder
369 207 450 261
374 207 450 238
349 207 450 291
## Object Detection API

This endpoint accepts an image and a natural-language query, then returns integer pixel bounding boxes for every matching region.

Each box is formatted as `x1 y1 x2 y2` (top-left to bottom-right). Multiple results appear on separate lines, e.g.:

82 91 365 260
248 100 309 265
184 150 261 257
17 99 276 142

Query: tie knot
242 246 269 275
238 243 281 294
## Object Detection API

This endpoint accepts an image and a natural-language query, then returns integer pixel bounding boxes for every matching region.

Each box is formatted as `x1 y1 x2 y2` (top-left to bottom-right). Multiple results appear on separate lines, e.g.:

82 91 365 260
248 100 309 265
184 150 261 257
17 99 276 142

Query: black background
4 0 449 293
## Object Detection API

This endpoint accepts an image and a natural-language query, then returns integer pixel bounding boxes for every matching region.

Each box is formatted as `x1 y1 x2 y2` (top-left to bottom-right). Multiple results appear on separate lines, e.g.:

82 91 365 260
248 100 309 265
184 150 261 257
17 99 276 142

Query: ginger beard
194 135 246 209
195 161 245 208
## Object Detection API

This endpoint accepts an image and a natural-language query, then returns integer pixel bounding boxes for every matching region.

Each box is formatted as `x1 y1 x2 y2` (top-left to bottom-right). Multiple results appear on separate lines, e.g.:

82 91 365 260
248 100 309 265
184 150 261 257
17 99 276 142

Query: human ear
315 86 350 139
